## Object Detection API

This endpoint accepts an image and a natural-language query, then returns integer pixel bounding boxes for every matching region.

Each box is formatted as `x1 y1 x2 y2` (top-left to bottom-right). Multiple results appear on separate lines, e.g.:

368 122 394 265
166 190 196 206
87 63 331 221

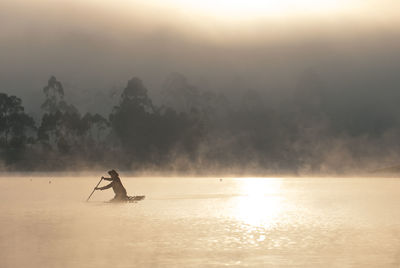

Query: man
95 169 128 202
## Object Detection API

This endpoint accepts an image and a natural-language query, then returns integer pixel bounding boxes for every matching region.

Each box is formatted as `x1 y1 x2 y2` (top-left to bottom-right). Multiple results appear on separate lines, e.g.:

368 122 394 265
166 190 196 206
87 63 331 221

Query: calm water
1 176 400 267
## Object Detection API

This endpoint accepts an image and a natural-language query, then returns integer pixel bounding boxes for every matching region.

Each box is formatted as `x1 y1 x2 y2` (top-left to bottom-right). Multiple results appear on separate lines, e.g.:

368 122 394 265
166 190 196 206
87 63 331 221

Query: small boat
104 195 146 203
127 195 146 202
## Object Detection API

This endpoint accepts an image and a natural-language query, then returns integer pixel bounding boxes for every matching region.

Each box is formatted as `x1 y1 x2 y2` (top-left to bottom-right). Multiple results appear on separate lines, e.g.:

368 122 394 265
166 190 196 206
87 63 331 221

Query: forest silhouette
1 74 399 175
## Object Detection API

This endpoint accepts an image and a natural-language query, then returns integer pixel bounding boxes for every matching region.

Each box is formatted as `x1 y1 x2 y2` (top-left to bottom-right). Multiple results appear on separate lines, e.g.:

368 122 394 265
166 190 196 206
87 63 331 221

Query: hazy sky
0 0 399 113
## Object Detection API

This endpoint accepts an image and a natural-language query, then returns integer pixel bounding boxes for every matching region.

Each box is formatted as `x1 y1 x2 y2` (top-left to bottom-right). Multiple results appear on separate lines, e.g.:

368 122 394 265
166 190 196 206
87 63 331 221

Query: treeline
0 75 207 172
1 73 400 174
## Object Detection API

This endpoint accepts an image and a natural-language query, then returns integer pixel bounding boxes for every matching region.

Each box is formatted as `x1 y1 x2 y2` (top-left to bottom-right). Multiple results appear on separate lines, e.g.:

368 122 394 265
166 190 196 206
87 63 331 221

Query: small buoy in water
219 178 223 182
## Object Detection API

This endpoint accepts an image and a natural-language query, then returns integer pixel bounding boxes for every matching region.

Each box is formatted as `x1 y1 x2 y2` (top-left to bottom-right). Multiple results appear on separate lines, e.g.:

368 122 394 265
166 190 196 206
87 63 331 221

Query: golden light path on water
234 178 283 228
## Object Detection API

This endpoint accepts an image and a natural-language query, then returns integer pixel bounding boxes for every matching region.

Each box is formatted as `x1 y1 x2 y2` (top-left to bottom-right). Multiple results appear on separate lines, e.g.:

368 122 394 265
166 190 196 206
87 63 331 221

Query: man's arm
96 182 113 190
102 177 113 181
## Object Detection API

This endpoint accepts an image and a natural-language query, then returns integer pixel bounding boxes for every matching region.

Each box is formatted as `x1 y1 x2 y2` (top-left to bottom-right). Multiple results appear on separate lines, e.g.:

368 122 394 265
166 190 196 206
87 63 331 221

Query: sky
0 0 399 114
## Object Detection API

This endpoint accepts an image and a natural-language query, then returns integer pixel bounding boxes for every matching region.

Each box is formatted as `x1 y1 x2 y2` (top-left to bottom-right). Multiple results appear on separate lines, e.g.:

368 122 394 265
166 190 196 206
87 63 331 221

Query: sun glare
234 178 284 227
172 0 355 20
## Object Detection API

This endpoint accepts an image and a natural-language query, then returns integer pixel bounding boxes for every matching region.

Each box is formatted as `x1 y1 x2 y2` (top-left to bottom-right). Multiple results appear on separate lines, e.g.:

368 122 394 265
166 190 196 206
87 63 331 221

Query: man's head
108 169 119 178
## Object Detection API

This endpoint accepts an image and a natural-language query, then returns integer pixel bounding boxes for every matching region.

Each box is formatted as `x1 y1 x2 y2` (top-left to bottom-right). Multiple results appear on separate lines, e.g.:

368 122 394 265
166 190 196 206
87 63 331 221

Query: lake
1 176 400 267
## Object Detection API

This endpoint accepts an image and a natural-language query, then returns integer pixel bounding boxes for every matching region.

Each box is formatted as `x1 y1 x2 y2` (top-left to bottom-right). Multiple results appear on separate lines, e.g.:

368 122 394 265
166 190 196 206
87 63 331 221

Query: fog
2 4 400 266
1 0 400 113
1 1 400 174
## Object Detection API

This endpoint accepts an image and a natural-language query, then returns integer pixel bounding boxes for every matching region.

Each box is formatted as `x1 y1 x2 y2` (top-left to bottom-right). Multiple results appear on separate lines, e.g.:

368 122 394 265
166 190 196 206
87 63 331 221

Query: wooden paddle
86 177 103 202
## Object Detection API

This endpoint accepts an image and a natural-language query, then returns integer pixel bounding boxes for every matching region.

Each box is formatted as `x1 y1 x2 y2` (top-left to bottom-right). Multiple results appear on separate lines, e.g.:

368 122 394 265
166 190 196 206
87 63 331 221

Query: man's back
111 177 127 197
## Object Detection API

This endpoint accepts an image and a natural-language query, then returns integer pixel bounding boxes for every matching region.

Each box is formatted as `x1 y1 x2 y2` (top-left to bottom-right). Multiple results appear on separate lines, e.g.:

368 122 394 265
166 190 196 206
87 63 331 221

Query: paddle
86 177 103 202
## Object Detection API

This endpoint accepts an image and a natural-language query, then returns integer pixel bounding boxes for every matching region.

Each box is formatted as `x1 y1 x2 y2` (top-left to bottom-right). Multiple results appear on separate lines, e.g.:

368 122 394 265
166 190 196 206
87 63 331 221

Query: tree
110 78 156 159
82 113 109 143
41 76 78 114
38 76 82 153
160 73 230 118
0 93 35 163
120 77 154 113
110 77 205 166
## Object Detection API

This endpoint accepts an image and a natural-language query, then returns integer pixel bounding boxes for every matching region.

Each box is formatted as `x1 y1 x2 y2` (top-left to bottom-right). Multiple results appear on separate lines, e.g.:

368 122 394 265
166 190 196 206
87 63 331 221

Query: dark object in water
107 195 146 203
127 195 146 203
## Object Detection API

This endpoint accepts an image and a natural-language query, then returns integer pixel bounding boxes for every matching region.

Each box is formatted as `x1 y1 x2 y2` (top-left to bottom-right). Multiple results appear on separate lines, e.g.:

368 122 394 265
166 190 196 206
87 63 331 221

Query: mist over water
2 1 400 267
1 1 400 174
1 175 400 267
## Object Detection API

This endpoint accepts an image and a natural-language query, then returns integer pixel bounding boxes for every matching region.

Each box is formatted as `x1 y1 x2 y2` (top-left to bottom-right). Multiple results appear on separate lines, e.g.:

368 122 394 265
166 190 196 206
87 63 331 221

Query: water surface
1 176 400 267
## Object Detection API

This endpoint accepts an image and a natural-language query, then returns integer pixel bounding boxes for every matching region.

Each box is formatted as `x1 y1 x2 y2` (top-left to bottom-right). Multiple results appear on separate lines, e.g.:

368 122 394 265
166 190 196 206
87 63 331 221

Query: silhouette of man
95 170 128 202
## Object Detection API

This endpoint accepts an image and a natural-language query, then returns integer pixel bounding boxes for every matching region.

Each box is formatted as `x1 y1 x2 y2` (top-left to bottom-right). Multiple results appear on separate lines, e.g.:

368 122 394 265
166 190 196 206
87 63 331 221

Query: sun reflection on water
234 178 283 228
